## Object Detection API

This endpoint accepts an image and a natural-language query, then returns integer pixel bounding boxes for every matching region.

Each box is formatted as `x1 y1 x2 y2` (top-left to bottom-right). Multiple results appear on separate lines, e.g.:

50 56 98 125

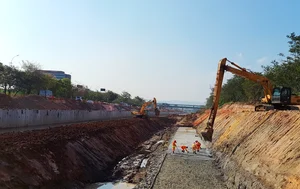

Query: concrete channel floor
152 127 227 189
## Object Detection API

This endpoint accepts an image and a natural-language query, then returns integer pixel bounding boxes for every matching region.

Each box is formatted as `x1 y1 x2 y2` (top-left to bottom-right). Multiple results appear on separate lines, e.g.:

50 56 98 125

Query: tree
262 32 300 93
0 59 149 104
219 76 246 104
205 87 214 108
287 32 300 60
20 61 45 94
104 90 119 102
132 96 145 106
51 78 72 98
242 78 264 103
121 91 131 99
0 65 18 94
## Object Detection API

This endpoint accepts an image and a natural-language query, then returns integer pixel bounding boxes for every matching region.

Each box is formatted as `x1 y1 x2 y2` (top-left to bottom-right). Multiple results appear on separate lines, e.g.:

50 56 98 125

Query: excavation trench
0 117 177 189
86 125 177 189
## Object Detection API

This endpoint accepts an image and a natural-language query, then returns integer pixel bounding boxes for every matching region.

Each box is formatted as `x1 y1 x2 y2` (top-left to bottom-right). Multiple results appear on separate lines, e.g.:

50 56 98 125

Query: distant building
39 70 71 80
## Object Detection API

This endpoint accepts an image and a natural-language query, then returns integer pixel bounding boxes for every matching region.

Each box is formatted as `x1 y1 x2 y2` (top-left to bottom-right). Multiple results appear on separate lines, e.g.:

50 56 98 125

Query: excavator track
254 104 274 111
254 104 299 111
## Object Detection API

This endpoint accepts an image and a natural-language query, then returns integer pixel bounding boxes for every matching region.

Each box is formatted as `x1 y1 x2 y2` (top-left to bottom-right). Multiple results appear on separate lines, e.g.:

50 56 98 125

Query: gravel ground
152 154 226 189
152 127 227 189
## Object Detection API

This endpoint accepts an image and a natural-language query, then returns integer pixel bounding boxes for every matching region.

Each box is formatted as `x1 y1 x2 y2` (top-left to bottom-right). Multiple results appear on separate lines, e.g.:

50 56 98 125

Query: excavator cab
279 87 292 104
271 87 291 104
269 87 299 110
271 87 281 103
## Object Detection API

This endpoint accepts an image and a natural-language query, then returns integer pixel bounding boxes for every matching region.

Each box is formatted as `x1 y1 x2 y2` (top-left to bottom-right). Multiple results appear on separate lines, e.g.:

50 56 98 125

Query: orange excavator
201 58 300 142
131 97 160 118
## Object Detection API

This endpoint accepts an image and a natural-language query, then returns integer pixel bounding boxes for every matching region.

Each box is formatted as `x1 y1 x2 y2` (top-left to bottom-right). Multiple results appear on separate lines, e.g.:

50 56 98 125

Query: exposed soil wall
194 104 300 189
0 118 175 189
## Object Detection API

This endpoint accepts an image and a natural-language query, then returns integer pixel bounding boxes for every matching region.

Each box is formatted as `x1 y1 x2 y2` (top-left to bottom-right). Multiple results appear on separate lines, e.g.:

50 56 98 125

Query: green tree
121 91 131 102
287 32 300 60
51 78 72 98
205 87 214 108
242 78 264 102
0 65 18 94
104 90 119 102
132 96 145 106
262 32 300 93
21 61 45 94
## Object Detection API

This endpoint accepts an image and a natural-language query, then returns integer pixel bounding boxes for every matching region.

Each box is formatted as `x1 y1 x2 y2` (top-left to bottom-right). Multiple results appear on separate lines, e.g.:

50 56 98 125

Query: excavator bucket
155 108 160 116
200 126 213 142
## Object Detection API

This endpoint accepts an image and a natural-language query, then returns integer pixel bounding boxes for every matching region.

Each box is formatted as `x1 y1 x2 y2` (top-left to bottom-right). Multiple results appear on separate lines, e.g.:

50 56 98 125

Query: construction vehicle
131 98 160 118
201 58 300 142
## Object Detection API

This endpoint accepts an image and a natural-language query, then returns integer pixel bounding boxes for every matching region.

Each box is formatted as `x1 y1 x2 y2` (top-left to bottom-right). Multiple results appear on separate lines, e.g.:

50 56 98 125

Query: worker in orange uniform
192 142 197 154
181 145 189 153
172 140 177 153
195 140 201 152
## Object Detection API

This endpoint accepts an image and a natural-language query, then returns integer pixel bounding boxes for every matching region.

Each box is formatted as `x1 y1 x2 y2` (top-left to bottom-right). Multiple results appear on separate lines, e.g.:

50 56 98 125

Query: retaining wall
0 109 180 129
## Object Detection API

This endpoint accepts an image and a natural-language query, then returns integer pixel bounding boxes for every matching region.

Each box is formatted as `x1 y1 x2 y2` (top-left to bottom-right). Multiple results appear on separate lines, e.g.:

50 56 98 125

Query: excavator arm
131 97 160 118
139 101 153 115
201 58 273 142
153 97 160 116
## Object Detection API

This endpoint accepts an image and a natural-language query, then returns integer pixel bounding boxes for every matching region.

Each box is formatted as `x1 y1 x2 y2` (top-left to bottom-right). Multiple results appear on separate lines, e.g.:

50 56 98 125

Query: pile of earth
175 113 199 127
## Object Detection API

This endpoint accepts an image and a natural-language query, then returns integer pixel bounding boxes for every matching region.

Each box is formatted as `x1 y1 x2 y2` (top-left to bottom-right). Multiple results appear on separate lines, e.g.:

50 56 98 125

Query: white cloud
256 56 268 64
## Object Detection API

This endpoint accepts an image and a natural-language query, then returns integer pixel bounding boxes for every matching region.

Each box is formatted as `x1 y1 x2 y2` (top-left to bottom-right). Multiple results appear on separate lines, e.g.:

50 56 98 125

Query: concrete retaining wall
0 109 181 129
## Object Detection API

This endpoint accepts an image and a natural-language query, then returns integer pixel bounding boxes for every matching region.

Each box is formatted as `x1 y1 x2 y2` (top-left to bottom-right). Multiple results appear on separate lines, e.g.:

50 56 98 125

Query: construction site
1 74 300 189
2 1 300 189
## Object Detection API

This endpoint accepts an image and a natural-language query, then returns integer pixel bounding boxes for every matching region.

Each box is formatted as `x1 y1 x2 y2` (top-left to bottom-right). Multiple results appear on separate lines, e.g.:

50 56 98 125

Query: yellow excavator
131 97 160 118
201 58 300 142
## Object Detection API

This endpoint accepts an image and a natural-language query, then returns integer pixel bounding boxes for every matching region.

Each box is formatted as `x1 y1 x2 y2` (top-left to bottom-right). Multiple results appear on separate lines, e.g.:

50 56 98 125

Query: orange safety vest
172 141 177 147
192 144 197 150
181 146 187 150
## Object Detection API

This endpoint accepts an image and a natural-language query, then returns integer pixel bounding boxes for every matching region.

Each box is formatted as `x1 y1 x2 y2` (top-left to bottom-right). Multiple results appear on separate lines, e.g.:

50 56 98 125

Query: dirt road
152 127 226 189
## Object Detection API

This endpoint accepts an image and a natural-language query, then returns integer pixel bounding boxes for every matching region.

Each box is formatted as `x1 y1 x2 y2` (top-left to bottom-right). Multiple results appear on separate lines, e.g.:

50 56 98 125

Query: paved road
152 127 226 189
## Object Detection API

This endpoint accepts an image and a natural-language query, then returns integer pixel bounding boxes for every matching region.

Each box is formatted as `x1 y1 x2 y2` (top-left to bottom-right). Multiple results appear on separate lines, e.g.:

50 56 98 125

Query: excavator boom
201 59 226 142
131 97 160 118
201 58 273 142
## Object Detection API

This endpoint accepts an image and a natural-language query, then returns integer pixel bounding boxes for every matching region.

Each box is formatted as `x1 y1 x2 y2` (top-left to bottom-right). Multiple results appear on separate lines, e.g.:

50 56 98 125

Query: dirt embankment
0 94 125 111
0 118 176 189
194 104 300 189
175 113 199 127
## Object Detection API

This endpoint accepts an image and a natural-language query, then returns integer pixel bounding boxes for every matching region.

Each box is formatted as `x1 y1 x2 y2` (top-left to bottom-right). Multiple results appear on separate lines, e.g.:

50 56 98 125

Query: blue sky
0 0 299 104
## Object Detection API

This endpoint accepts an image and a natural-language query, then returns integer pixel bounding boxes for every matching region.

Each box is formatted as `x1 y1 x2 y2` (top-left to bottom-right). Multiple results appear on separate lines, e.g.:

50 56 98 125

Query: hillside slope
194 104 300 189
